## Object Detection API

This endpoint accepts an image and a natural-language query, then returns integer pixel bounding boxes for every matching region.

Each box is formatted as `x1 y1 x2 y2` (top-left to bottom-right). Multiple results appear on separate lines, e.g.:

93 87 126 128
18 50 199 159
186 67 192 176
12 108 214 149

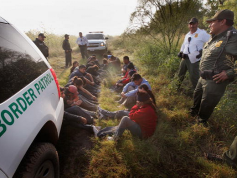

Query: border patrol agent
62 34 72 68
33 33 49 60
190 9 237 126
178 18 210 89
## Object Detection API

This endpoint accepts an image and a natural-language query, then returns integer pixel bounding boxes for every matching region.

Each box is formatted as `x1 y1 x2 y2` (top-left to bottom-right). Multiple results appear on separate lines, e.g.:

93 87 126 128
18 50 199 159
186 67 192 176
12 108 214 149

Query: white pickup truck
0 17 64 178
86 32 108 54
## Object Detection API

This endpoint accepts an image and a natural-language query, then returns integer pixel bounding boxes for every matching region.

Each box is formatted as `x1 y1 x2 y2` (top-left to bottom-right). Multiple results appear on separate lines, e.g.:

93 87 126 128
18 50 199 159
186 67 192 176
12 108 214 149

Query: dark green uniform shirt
62 39 71 51
200 27 237 79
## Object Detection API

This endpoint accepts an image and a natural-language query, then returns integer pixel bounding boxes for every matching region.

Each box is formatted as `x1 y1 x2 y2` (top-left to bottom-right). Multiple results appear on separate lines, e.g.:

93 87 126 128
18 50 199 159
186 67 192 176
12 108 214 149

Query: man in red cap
190 9 237 126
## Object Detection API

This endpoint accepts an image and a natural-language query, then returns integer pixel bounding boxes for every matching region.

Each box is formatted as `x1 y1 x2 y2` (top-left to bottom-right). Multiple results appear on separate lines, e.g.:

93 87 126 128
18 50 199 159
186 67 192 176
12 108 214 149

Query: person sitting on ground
122 56 132 75
113 70 137 93
98 84 156 120
103 54 108 60
116 62 137 88
70 61 79 74
108 55 121 71
65 84 98 112
118 73 151 109
60 87 99 136
86 65 99 76
87 55 100 68
72 76 97 101
69 65 95 86
106 92 157 140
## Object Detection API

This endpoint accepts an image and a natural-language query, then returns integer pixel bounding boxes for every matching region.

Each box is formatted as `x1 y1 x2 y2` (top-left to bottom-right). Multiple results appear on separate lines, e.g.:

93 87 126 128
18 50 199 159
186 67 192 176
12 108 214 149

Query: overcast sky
1 0 138 36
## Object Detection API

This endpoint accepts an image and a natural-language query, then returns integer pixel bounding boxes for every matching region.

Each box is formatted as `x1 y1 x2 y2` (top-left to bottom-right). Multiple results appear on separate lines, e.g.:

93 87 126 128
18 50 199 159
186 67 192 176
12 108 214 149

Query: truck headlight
100 42 104 46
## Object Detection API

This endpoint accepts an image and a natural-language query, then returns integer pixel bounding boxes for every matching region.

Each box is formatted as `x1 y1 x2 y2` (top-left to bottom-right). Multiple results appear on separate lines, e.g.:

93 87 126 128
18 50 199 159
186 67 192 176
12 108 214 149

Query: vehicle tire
14 142 59 178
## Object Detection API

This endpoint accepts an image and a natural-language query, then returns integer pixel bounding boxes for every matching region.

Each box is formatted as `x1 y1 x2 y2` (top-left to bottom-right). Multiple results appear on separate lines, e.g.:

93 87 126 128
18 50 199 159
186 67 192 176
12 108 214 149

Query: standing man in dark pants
76 32 89 59
33 33 49 60
62 34 72 68
177 18 210 89
190 9 237 126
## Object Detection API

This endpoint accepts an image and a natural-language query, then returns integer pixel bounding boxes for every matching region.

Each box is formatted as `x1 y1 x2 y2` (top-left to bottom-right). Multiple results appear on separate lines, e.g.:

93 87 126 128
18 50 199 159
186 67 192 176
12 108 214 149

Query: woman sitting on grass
70 61 79 74
108 92 157 140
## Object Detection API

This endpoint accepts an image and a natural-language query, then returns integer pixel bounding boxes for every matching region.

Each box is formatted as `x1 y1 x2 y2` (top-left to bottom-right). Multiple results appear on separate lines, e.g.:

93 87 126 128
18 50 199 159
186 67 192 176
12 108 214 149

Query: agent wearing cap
33 33 49 59
62 34 72 68
177 17 210 89
190 9 237 126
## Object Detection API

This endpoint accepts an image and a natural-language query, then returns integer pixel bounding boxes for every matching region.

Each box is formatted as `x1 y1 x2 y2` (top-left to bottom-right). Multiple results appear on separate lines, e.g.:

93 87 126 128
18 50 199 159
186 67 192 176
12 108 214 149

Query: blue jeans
65 106 94 124
115 116 142 138
101 109 129 120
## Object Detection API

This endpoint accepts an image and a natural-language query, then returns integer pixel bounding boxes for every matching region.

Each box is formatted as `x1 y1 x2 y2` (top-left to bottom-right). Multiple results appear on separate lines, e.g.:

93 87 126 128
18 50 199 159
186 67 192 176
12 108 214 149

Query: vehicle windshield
86 34 104 40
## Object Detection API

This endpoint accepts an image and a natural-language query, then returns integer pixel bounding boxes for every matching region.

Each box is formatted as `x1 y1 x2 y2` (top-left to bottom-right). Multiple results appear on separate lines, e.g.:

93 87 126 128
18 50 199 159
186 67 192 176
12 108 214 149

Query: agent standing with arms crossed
76 32 89 59
177 18 210 89
190 9 237 126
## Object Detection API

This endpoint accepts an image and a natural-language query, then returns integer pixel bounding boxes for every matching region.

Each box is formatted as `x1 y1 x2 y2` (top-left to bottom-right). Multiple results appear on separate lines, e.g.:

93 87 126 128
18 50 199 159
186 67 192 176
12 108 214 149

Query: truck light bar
89 31 103 33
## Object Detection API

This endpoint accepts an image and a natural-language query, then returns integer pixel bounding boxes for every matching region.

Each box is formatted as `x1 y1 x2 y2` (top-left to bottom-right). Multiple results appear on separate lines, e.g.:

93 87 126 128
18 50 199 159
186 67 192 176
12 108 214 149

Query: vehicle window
0 23 48 103
86 34 104 40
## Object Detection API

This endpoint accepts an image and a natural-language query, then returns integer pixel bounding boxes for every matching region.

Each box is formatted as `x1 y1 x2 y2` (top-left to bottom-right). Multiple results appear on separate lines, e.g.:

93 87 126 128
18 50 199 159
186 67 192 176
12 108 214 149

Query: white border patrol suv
86 31 108 54
0 17 64 178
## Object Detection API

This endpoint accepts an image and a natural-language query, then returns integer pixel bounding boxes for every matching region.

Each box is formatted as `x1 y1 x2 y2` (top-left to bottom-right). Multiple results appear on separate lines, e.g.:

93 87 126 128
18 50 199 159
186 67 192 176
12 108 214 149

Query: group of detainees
59 53 157 141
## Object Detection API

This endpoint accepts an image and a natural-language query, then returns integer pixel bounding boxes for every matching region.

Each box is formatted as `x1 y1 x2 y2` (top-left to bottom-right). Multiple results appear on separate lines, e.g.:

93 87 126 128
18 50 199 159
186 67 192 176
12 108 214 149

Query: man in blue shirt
119 73 151 109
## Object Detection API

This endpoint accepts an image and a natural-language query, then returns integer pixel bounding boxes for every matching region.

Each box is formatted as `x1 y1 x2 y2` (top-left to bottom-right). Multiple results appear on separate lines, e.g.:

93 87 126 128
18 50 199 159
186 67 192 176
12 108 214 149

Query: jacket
33 38 49 58
129 104 157 138
123 78 151 97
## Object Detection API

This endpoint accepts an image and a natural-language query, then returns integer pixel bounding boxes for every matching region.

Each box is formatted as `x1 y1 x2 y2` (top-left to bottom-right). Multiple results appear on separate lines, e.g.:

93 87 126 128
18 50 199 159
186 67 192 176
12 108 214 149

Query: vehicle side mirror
105 37 109 40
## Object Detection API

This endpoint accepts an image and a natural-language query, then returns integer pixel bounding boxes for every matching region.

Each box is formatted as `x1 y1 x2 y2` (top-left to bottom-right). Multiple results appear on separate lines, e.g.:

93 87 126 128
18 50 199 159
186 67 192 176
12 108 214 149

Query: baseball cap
65 34 69 37
189 17 198 24
206 9 234 23
68 85 78 98
137 92 150 102
38 33 46 38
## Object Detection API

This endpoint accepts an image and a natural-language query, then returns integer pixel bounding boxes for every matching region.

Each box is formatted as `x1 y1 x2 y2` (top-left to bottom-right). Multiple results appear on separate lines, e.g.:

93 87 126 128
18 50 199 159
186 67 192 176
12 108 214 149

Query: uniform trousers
178 57 200 89
191 78 229 122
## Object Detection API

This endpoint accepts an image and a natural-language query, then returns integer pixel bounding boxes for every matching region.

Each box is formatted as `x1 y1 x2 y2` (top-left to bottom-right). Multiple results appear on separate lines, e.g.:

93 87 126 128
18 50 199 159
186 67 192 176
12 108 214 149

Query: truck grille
88 43 99 47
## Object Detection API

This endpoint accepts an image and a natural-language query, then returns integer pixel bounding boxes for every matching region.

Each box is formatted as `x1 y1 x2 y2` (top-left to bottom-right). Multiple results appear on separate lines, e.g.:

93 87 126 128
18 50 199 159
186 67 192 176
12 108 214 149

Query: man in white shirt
177 17 210 89
76 32 89 59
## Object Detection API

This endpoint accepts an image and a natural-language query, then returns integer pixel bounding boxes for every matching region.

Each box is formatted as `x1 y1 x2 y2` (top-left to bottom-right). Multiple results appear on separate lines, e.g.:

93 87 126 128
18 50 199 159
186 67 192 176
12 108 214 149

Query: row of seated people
60 54 158 140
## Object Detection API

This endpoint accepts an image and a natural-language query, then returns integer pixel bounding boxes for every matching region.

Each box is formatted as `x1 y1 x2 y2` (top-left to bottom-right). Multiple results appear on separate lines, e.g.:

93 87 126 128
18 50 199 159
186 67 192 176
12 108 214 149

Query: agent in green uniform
190 9 237 126
62 34 72 68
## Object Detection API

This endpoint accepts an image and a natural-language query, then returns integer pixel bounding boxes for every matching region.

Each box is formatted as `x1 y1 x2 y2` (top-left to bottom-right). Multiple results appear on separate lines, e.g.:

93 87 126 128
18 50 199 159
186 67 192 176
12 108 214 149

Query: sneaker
92 125 99 137
205 153 223 162
107 136 114 141
98 112 104 120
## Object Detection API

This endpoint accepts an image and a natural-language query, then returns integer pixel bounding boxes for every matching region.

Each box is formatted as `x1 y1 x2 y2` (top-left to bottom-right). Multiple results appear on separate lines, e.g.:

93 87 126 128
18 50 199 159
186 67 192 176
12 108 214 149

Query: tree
127 0 203 54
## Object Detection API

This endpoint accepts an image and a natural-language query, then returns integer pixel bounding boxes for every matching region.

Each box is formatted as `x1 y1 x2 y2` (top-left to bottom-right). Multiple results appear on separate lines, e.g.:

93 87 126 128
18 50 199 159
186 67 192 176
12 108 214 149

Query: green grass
36 32 237 177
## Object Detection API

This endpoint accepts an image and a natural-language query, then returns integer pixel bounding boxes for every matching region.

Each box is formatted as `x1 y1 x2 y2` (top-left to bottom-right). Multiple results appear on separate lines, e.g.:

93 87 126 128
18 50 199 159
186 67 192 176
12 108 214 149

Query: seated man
118 73 151 109
69 65 95 86
121 56 133 75
108 55 121 70
60 87 99 136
